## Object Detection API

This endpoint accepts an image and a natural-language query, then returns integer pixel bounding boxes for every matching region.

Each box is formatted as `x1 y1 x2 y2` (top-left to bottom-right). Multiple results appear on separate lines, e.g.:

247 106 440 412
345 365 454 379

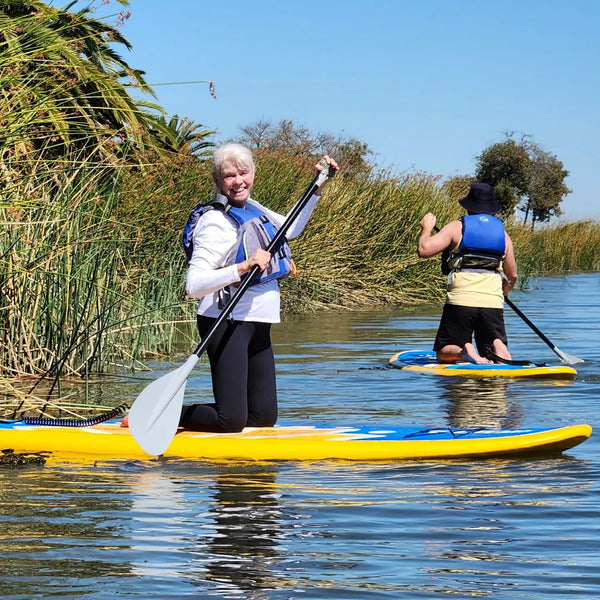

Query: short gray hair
212 143 255 177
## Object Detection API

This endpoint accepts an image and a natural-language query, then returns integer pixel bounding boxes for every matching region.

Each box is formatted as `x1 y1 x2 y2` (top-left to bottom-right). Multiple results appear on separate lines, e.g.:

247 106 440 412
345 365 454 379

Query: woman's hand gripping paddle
128 160 337 456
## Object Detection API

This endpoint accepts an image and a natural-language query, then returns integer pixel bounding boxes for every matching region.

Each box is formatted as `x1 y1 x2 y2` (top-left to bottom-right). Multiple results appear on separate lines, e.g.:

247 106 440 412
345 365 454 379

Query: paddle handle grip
192 159 336 358
262 158 333 258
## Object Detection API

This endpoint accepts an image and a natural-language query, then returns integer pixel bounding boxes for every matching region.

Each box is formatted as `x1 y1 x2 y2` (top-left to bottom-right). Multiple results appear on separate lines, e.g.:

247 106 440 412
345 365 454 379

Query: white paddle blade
128 354 199 456
554 347 585 365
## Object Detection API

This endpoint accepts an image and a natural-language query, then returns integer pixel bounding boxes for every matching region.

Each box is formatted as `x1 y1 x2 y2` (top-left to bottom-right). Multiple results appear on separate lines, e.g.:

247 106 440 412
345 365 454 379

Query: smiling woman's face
215 159 255 207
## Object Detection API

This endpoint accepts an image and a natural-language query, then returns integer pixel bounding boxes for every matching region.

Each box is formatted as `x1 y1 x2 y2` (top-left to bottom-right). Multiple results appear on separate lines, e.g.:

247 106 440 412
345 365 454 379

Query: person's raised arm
418 214 457 258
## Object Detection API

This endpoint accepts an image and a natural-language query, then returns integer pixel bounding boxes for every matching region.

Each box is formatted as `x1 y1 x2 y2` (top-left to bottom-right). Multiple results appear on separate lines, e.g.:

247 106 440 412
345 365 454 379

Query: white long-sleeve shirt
185 195 320 323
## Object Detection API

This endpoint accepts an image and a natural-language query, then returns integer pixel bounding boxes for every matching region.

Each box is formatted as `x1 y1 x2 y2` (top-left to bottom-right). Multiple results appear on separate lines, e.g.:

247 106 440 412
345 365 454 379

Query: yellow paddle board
0 420 591 462
389 350 577 379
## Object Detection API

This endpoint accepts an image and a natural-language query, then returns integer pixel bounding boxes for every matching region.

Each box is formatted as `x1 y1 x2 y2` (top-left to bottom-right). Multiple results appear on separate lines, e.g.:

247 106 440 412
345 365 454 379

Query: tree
523 144 570 228
237 119 373 177
475 138 530 215
150 115 215 157
475 135 570 226
0 0 169 187
239 119 312 154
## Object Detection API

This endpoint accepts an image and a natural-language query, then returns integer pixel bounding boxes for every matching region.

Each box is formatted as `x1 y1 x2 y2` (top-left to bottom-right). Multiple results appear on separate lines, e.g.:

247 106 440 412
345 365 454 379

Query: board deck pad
0 420 591 462
389 350 577 379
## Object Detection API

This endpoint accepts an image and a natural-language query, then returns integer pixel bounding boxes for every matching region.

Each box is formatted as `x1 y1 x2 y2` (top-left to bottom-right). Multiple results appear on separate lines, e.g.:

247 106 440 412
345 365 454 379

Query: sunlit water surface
1 274 599 599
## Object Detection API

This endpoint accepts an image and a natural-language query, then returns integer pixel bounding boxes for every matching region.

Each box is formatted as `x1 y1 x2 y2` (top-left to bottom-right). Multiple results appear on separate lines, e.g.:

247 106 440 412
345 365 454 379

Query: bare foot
461 343 492 364
491 339 512 362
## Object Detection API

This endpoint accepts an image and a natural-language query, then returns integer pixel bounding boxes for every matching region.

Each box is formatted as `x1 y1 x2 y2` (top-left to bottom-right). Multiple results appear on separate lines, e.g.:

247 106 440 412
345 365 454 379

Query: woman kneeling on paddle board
417 183 518 365
180 144 338 432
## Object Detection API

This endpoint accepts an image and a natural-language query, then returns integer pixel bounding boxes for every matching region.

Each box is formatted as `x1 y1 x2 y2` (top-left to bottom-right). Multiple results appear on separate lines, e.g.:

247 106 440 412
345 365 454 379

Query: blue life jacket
182 194 228 261
225 203 294 285
182 195 293 287
447 214 506 272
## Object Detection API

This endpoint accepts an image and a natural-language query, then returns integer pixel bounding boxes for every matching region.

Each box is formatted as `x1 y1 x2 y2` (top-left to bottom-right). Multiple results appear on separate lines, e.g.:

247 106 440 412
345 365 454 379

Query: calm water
1 274 599 599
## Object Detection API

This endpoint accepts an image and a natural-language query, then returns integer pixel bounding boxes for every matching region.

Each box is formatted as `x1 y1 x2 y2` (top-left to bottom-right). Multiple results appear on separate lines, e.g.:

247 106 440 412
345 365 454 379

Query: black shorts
433 304 508 355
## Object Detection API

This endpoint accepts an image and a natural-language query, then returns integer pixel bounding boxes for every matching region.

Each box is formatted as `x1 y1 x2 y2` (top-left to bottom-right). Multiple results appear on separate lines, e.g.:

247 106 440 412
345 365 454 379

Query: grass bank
1 149 599 382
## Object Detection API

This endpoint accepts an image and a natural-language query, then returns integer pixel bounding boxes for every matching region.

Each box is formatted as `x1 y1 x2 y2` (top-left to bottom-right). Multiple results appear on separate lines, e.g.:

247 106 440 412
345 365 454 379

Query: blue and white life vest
182 194 228 261
182 196 294 286
447 214 506 272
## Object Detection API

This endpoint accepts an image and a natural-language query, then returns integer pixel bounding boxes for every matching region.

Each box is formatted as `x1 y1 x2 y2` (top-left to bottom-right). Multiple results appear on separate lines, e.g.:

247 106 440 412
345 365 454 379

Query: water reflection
128 464 285 599
440 379 521 429
200 467 284 598
0 466 134 599
438 377 578 431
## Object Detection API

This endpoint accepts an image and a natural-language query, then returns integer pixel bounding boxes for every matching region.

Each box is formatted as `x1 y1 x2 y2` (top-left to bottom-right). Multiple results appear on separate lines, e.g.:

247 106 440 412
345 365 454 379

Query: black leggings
179 315 278 432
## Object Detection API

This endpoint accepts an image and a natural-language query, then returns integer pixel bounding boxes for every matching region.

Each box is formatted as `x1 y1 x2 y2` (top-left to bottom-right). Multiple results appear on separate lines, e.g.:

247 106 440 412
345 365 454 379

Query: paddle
504 297 584 364
485 347 545 367
128 159 337 456
431 225 450 274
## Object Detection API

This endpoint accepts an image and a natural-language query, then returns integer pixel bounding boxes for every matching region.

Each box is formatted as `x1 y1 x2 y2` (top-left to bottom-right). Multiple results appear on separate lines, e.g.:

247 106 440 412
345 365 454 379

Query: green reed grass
0 160 189 381
511 220 600 277
281 169 460 310
1 136 599 384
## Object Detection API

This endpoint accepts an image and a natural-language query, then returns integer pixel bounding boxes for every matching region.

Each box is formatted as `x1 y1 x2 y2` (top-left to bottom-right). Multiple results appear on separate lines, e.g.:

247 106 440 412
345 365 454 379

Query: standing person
180 143 338 432
417 183 518 364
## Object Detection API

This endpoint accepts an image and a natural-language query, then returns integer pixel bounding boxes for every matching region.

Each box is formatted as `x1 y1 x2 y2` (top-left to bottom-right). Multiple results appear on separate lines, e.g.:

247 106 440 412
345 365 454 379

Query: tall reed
2 142 599 382
281 169 459 310
0 161 191 379
511 221 600 277
0 8 186 382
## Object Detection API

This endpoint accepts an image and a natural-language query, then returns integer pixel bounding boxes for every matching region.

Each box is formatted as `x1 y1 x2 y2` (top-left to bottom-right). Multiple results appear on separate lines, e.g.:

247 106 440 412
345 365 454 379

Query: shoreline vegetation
1 0 599 410
2 150 599 386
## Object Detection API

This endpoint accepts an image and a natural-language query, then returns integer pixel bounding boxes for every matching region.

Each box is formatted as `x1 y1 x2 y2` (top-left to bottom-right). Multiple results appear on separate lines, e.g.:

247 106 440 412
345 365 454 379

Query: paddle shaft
192 160 335 359
503 296 582 363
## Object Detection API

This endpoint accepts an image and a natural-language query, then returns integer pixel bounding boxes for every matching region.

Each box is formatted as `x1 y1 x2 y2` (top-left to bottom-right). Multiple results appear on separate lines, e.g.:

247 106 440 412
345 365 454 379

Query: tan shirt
446 270 504 309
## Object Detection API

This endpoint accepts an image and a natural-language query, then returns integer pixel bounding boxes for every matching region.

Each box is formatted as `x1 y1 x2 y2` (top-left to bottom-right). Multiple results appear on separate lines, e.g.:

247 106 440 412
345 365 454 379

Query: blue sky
108 0 598 221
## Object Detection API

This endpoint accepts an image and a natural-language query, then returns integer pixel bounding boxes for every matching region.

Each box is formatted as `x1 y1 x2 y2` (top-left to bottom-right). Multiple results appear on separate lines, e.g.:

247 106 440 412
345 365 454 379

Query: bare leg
436 344 463 363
